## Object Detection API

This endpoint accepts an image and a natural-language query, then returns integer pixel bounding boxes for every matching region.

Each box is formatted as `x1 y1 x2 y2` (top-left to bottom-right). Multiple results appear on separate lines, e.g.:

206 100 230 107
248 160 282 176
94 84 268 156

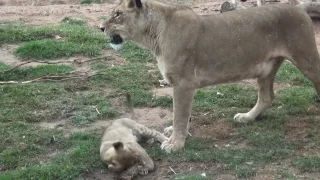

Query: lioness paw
234 113 254 123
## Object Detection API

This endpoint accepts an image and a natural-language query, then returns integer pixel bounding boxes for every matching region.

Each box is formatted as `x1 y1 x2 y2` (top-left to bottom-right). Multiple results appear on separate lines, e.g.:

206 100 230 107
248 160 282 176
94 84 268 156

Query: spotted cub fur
100 118 168 179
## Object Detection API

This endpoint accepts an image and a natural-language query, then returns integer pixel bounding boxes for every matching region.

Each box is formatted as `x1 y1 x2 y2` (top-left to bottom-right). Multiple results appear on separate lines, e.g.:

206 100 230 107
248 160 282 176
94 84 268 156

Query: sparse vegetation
61 17 87 26
80 0 103 4
0 21 108 59
0 124 102 179
292 156 320 173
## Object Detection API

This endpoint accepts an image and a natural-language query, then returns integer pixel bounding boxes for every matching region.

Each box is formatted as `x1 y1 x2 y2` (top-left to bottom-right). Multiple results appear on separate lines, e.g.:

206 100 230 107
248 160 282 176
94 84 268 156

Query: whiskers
110 43 123 51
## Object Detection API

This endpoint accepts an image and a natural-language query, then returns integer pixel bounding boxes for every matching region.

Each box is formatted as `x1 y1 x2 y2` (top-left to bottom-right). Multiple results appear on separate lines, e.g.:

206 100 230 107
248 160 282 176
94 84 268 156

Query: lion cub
100 118 168 179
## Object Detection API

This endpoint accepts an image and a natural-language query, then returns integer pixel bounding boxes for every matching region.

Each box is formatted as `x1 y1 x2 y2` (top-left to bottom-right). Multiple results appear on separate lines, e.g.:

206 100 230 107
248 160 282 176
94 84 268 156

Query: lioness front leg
161 86 194 153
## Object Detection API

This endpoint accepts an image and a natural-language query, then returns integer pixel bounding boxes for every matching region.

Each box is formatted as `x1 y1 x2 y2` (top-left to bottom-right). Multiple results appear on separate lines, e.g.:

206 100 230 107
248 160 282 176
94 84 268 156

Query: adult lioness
100 1 320 153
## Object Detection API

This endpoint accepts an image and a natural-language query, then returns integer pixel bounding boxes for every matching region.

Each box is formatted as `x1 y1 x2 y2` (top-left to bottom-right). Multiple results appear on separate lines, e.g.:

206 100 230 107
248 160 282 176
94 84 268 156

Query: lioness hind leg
234 58 284 123
292 54 320 98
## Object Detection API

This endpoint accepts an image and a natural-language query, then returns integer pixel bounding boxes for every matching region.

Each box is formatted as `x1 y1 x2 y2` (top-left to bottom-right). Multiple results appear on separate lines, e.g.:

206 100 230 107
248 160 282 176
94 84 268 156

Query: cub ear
113 142 124 151
125 0 142 9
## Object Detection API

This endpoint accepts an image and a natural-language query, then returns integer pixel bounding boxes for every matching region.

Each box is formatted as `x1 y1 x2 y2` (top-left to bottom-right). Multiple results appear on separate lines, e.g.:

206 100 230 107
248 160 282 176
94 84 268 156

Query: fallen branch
0 70 112 85
0 74 89 85
0 56 108 74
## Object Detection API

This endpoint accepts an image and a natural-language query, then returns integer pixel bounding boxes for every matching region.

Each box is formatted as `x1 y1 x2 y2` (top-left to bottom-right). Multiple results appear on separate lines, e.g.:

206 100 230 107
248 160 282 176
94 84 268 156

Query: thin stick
0 56 108 74
95 107 101 114
169 166 176 175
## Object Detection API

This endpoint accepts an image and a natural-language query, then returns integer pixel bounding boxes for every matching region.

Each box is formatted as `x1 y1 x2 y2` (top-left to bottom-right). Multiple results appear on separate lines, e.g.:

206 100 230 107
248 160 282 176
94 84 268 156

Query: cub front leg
161 86 195 153
130 143 154 173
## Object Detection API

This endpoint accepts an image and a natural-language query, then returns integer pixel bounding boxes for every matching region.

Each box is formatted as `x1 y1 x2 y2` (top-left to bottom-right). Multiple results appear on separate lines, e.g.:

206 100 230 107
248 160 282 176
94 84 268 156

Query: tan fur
101 1 320 153
100 118 168 178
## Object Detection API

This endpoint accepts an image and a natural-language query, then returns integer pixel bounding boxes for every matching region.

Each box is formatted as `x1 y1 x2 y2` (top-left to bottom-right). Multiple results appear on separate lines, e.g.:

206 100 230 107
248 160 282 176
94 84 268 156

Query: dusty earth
2 0 320 179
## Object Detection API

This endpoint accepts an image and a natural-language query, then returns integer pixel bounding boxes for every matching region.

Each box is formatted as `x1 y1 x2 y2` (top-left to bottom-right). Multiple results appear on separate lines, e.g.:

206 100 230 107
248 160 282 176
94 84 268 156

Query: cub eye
114 11 122 18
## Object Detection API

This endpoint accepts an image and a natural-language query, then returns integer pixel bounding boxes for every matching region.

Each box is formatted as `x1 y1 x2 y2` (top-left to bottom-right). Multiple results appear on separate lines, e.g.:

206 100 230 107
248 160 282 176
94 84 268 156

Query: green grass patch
16 40 101 59
235 165 256 178
81 0 104 4
0 126 103 179
0 22 108 59
61 17 86 26
0 63 74 81
171 174 209 180
276 170 297 179
0 62 10 70
275 86 316 115
0 23 106 44
119 41 155 63
92 62 172 107
0 122 71 171
0 82 116 123
191 84 257 120
292 156 320 173
145 137 279 178
276 61 312 86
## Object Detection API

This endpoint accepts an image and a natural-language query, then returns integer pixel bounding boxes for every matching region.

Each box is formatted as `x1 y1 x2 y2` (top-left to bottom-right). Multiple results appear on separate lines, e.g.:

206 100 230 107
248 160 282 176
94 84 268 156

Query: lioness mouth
110 35 123 45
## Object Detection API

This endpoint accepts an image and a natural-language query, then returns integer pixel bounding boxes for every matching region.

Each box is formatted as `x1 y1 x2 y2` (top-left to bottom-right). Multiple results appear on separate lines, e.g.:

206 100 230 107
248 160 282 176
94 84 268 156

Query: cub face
100 0 145 49
102 142 138 173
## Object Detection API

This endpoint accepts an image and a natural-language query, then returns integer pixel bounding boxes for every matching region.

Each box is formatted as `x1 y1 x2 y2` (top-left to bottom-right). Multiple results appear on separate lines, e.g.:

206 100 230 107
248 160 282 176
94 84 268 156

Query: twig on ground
95 106 101 114
0 70 111 85
169 166 176 175
0 56 109 74
0 74 88 85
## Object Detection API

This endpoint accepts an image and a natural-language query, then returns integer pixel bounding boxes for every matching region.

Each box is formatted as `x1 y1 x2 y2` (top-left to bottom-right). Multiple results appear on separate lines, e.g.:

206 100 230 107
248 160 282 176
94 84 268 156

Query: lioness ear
113 142 124 151
125 0 142 9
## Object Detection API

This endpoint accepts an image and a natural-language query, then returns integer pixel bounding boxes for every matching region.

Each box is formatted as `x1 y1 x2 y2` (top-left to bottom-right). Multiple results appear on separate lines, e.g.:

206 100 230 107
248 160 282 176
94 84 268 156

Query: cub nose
99 23 106 32
100 27 106 32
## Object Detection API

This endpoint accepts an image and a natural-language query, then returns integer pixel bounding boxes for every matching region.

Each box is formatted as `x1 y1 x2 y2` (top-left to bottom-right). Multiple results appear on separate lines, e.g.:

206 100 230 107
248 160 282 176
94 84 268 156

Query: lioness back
193 4 315 86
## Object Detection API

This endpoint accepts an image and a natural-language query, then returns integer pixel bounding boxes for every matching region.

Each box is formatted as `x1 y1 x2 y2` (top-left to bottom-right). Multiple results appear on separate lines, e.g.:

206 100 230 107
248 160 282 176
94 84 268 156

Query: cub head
100 0 146 50
102 141 138 173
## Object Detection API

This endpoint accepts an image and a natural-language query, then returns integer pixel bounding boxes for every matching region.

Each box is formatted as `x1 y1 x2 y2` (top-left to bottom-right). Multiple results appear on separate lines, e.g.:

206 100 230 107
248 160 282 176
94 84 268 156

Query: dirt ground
2 0 320 179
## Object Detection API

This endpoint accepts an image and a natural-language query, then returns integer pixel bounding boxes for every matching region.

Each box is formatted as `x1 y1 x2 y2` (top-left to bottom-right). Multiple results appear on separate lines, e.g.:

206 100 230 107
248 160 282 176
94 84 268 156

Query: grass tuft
0 63 74 81
292 156 320 173
119 41 155 63
0 23 108 59
16 40 102 59
61 17 87 26
0 127 103 179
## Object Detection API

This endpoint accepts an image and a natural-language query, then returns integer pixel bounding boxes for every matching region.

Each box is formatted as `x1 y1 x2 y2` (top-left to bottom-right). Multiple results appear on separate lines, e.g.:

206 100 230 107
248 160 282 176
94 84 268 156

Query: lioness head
100 0 146 50
102 142 138 173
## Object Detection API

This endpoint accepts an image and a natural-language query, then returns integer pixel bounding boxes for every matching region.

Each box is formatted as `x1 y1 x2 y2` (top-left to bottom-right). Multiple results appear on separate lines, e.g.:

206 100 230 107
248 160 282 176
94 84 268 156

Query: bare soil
2 0 320 179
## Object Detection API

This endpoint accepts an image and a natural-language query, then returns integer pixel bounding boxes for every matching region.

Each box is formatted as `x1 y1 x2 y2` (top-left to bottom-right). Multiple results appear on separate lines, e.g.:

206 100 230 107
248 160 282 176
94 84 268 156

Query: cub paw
160 136 185 153
159 79 170 87
234 113 253 123
164 126 173 137
137 166 149 175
